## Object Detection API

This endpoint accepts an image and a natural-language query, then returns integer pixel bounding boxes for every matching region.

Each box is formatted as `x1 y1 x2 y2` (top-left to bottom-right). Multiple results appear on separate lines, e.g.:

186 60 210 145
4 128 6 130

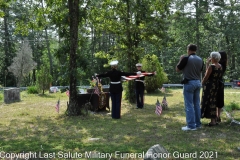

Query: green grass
0 88 240 160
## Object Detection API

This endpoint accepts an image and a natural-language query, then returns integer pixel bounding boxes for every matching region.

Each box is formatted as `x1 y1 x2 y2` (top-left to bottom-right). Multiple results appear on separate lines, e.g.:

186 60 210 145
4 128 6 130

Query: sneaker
181 126 197 131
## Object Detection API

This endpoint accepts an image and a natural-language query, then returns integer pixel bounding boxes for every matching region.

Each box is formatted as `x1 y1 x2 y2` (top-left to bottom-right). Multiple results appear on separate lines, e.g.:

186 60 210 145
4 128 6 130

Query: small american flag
66 90 70 97
55 99 60 113
155 99 162 116
162 95 168 106
94 86 100 96
162 95 168 110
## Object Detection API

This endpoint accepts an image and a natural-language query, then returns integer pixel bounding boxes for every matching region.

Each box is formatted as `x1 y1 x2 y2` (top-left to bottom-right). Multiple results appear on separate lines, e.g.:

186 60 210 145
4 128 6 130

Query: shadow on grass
0 89 240 160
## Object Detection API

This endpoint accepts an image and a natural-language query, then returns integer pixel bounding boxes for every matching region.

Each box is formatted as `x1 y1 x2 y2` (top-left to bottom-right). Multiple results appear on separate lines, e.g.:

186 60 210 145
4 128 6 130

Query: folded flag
155 99 162 116
162 95 168 110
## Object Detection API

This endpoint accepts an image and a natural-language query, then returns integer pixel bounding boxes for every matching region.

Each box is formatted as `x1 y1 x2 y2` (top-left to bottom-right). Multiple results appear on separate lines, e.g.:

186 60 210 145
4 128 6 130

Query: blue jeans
183 80 201 129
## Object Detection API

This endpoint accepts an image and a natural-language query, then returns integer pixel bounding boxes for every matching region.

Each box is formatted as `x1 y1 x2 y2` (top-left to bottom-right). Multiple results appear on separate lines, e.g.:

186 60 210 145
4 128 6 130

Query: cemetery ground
0 88 240 160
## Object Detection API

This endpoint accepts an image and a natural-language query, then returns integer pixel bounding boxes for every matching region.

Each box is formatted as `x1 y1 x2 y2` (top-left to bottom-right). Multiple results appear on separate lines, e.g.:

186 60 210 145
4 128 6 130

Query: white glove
154 71 157 75
137 71 141 75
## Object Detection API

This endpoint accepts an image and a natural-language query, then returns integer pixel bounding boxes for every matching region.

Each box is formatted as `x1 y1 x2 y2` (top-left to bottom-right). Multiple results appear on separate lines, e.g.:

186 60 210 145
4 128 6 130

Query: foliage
27 86 39 94
88 78 97 88
36 67 52 95
142 54 168 93
36 54 52 95
7 40 37 87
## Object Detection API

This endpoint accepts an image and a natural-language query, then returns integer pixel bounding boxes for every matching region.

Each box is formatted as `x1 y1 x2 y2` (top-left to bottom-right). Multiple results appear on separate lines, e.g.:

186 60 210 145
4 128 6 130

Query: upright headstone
144 144 169 160
4 88 21 104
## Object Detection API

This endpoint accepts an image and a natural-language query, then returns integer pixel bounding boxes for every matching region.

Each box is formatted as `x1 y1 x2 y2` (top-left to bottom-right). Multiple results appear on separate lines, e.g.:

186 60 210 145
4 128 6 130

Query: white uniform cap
136 63 142 67
110 60 118 66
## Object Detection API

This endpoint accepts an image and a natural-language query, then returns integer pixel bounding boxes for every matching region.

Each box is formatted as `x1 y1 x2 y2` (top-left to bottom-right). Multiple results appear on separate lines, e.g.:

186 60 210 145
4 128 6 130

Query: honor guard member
96 60 139 119
135 63 154 109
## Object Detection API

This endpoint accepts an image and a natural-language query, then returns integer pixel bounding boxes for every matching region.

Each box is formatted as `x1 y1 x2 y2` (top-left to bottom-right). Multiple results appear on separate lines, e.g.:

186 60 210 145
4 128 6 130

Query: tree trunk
44 28 53 78
3 8 11 87
195 0 201 55
124 0 136 103
41 0 53 79
66 0 80 116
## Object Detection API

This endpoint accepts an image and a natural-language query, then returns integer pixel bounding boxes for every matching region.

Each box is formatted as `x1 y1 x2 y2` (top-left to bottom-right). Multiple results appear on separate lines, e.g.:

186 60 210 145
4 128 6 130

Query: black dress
201 65 223 119
216 64 226 108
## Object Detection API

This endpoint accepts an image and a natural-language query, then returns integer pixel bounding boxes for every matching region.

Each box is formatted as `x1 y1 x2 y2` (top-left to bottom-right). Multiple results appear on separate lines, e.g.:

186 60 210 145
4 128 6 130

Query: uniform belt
135 80 144 83
111 81 121 84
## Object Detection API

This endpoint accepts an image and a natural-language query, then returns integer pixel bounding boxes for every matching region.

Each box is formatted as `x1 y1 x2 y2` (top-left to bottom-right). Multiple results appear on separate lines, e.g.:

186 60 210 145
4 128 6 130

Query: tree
36 54 52 94
142 54 168 93
66 0 80 116
7 40 37 87
90 0 171 102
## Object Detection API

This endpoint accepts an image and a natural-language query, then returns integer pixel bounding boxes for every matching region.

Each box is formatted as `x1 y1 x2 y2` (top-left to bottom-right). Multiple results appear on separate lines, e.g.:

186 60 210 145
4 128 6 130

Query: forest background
0 0 240 115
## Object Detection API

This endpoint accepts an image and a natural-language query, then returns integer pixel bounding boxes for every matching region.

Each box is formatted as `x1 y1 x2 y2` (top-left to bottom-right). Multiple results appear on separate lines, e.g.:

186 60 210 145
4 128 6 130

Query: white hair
210 52 221 62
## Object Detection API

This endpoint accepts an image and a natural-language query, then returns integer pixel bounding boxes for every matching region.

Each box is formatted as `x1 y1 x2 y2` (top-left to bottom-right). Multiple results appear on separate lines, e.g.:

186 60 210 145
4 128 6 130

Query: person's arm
205 57 211 69
176 55 188 72
202 65 212 85
96 71 110 78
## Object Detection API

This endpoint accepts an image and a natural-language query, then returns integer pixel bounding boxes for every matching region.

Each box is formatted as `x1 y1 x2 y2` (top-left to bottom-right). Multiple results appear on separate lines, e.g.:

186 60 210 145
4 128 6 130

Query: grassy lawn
0 88 240 160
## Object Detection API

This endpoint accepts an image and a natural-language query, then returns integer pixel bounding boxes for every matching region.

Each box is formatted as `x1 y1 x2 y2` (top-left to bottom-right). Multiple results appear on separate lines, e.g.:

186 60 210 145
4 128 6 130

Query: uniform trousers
110 92 122 119
136 88 144 108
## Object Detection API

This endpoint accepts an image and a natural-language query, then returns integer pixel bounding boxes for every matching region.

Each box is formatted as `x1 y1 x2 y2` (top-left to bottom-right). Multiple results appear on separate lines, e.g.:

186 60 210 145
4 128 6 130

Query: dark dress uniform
135 70 154 109
97 68 137 119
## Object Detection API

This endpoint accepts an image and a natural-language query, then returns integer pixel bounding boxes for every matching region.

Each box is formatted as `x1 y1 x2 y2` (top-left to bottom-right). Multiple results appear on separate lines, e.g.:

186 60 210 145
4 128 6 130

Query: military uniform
96 61 137 119
135 63 154 109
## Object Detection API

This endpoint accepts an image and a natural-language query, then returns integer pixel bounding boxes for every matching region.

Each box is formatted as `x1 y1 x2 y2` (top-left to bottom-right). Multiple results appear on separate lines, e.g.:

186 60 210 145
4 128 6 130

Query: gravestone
144 144 169 160
4 88 21 104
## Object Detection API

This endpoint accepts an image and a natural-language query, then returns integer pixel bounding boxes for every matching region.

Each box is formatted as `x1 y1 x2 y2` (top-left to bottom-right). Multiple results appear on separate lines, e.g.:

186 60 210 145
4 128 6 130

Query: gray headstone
4 88 20 104
144 144 170 160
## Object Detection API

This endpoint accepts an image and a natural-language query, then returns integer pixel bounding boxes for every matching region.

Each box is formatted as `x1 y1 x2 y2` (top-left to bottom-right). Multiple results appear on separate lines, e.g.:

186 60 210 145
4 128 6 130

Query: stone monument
4 88 20 104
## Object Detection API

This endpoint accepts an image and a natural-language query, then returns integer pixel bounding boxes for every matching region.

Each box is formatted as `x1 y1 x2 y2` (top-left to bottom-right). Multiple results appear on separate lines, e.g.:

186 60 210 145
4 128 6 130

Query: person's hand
154 71 157 75
137 71 141 75
206 57 211 64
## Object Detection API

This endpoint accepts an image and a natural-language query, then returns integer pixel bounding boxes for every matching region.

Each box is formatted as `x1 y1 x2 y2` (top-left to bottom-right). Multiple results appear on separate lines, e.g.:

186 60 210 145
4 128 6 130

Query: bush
142 54 168 93
27 86 39 94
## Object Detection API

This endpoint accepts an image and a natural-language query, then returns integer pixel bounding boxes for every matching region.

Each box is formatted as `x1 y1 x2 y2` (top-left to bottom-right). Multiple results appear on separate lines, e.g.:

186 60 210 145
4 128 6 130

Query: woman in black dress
216 51 227 122
201 52 223 126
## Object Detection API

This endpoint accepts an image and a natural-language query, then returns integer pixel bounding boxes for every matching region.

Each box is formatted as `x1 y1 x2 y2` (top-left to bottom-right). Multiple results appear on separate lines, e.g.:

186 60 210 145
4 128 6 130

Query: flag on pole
162 95 168 110
160 87 165 93
155 99 162 116
55 99 60 113
66 90 70 97
94 86 100 96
